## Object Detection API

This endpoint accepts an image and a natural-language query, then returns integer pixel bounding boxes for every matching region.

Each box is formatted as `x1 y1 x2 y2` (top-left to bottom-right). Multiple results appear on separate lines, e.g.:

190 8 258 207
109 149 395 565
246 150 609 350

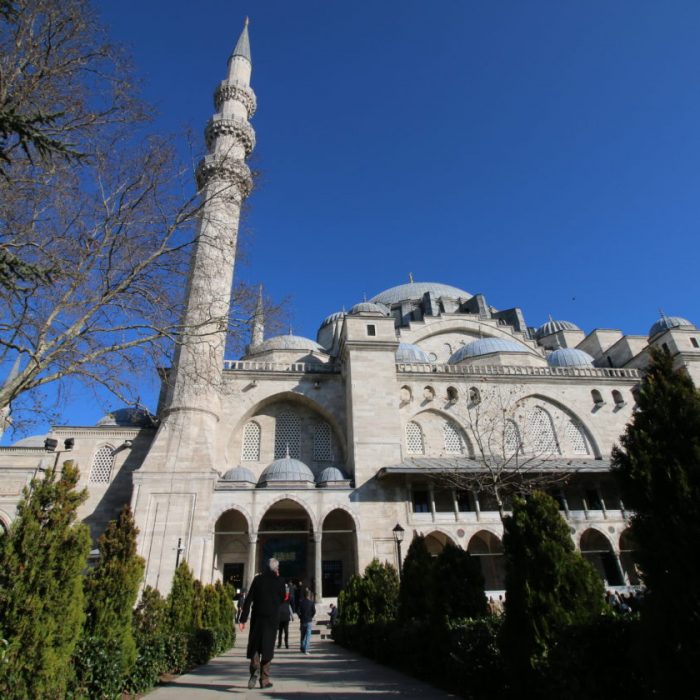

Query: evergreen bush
398 535 434 622
500 492 603 684
612 346 700 693
0 461 91 699
165 562 196 673
73 505 145 698
358 559 399 625
433 542 487 620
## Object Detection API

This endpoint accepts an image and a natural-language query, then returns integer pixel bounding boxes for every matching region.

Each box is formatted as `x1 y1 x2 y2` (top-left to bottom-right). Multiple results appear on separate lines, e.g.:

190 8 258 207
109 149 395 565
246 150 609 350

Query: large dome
396 343 433 363
547 348 594 368
648 315 695 338
259 456 314 485
370 282 472 306
535 319 581 339
449 338 529 364
96 407 155 427
248 334 325 355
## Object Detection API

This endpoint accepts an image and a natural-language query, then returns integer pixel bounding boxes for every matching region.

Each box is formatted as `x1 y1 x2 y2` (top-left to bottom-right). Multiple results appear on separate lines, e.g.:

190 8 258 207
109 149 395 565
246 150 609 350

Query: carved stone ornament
205 116 256 156
196 155 253 196
214 81 257 118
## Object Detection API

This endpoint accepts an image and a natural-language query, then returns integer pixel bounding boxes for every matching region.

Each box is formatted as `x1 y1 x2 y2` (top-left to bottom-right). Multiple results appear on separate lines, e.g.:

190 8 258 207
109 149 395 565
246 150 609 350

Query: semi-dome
96 407 155 427
547 348 594 368
370 281 472 306
12 434 47 448
396 342 433 363
349 302 389 316
259 456 314 484
449 338 529 364
222 466 256 483
316 466 349 484
248 334 325 355
535 319 581 339
319 311 346 329
648 315 696 338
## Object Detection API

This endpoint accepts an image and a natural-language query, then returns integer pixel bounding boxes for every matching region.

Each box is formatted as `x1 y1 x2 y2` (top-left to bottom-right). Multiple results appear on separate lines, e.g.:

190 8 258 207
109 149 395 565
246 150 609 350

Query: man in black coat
239 558 286 689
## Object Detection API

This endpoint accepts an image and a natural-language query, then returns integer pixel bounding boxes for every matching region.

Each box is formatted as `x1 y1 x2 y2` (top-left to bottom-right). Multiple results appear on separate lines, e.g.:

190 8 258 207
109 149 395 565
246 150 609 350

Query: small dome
248 334 326 355
396 343 433 363
535 319 581 339
349 302 389 316
12 434 47 447
370 282 472 306
96 407 155 427
222 466 256 483
547 348 594 368
648 315 696 338
449 338 529 364
259 456 314 484
319 311 346 329
316 466 348 483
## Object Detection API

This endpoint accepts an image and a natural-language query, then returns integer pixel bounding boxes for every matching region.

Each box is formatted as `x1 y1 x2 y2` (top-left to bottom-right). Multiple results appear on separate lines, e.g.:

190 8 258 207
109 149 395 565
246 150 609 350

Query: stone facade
1 21 699 600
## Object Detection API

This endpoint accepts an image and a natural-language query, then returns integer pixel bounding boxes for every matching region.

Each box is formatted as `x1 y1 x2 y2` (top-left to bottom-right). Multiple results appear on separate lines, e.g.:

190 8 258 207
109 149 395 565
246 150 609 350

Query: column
246 532 258 590
314 532 323 603
200 536 214 584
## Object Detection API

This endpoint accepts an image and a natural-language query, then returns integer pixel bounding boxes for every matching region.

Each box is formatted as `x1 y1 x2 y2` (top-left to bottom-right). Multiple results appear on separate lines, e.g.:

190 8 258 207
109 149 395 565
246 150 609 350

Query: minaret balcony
205 115 256 156
214 81 257 118
196 154 253 193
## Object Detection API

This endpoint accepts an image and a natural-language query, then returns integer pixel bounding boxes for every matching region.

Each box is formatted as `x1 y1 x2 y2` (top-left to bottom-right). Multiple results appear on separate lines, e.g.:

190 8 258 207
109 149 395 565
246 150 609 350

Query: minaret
169 17 255 425
134 19 257 590
251 285 265 348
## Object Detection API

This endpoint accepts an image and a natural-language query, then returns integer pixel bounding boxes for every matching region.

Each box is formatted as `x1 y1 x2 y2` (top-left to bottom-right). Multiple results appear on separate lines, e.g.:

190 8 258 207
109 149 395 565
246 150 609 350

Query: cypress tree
612 347 700 692
166 561 196 672
360 559 399 625
215 581 235 650
74 505 145 697
433 542 487 620
399 534 434 622
337 573 363 626
500 492 603 681
0 461 91 699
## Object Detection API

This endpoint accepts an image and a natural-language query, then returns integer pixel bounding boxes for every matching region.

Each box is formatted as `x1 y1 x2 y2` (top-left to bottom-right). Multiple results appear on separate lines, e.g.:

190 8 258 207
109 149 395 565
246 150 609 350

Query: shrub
0 461 91 699
433 542 487 620
166 562 196 673
399 535 434 622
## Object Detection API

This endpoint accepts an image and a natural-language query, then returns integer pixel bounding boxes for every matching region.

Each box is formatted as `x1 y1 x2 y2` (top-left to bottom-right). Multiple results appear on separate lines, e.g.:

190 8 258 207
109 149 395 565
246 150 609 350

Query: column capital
248 531 258 545
313 531 322 543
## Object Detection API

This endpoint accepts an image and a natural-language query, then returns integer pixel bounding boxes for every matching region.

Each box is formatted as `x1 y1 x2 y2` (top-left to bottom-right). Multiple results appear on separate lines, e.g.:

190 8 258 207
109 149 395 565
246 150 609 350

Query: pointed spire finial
548 313 554 323
245 15 249 26
408 272 414 284
232 16 252 62
285 443 290 459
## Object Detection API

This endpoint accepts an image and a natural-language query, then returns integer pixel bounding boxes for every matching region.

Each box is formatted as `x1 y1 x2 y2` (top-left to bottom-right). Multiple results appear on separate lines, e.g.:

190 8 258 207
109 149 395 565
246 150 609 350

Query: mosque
0 20 698 599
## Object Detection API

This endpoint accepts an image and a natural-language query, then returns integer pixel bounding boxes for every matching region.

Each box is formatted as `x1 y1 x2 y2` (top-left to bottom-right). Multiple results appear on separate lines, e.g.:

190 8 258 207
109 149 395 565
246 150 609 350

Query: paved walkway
146 623 455 699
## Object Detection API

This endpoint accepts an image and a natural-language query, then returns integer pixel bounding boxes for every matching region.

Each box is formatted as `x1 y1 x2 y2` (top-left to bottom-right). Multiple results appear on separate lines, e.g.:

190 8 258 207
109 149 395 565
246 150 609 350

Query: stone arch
209 503 253 534
579 528 624 586
467 529 506 590
255 493 318 533
0 508 11 533
229 391 347 470
213 506 252 590
423 529 457 555
321 507 358 596
88 443 117 484
410 408 473 457
320 503 361 535
400 318 533 347
516 393 602 458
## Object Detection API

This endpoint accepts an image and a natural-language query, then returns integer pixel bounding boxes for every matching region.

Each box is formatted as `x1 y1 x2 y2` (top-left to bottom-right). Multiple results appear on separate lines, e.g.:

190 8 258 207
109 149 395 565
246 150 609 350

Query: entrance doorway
223 562 245 590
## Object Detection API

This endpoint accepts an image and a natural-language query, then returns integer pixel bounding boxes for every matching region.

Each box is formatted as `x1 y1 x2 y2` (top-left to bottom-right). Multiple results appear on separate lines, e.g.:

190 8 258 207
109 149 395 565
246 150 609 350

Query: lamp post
392 523 405 579
34 437 74 489
175 537 185 569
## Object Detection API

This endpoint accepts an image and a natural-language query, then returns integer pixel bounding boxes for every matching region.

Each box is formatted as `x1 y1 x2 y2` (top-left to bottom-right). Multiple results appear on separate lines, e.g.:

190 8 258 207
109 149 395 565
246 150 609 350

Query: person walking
298 587 316 655
277 593 293 649
239 558 286 689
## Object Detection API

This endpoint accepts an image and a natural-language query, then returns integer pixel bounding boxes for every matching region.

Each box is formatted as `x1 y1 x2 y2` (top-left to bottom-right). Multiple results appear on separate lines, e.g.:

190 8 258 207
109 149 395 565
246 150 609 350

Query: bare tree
426 383 570 515
0 1 283 430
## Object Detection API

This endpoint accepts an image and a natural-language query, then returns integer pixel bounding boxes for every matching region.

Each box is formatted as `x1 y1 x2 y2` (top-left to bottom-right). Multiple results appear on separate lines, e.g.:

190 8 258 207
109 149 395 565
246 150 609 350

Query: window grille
274 411 300 459
565 419 589 455
504 420 523 454
406 421 424 454
443 421 464 454
313 421 332 461
89 445 115 483
526 407 560 454
241 421 261 461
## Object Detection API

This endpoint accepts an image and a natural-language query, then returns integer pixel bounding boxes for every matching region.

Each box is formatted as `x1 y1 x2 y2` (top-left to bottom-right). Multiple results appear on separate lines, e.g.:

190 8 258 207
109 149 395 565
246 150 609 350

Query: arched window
241 421 261 461
274 411 300 459
591 389 604 406
443 421 464 454
504 420 523 455
469 387 481 404
406 421 425 454
89 445 115 484
313 421 332 461
565 419 590 455
526 407 560 454
612 390 625 407
468 531 506 590
446 386 458 404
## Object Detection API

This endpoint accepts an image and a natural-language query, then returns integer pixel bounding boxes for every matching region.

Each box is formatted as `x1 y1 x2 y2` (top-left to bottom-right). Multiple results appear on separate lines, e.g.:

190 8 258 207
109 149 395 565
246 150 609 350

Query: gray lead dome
222 466 256 483
370 281 472 306
259 456 315 484
449 338 529 364
648 315 695 338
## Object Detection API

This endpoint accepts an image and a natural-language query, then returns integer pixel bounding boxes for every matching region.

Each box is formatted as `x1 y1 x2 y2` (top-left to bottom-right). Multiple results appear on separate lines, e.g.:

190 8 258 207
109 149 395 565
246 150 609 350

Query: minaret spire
251 284 265 347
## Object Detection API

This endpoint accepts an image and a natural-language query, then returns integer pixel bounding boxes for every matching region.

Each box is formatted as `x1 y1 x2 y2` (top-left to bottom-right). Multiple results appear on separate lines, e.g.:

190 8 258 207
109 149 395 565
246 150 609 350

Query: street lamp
392 523 405 579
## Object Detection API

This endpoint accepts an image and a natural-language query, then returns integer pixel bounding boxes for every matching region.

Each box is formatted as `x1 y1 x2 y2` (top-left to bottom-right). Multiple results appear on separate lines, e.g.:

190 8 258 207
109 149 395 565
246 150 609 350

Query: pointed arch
443 420 465 454
254 494 318 533
526 406 560 454
241 420 261 461
89 443 116 483
406 420 425 454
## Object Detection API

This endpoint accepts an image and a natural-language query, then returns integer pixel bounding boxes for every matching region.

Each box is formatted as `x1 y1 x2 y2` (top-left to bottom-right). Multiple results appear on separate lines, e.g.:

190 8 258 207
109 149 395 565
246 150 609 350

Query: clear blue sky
10 1 700 437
